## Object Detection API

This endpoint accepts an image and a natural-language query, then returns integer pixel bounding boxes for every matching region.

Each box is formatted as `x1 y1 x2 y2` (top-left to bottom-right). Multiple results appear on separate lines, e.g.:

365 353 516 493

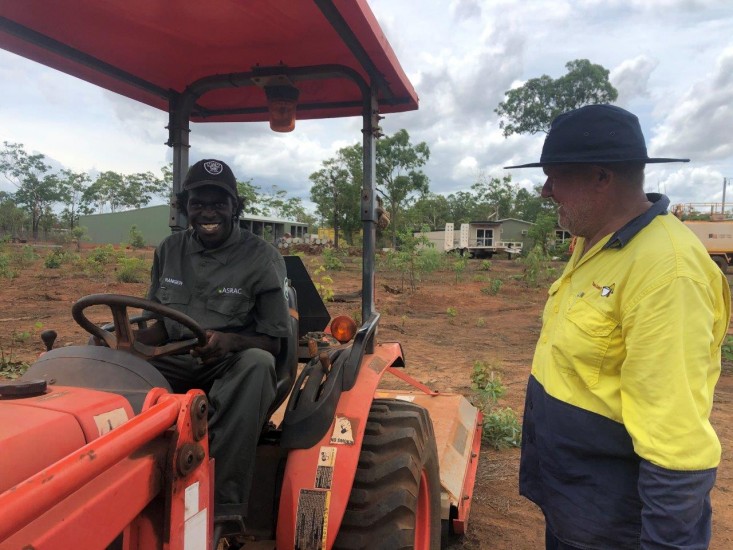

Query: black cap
183 159 238 198
505 104 689 169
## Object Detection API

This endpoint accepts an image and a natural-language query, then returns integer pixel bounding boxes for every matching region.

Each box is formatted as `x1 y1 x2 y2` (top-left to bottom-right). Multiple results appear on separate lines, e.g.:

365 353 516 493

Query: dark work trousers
151 348 277 519
546 525 586 550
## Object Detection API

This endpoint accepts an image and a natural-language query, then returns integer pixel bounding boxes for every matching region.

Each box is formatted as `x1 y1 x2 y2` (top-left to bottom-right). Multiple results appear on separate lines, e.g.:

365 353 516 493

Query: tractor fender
276 342 405 549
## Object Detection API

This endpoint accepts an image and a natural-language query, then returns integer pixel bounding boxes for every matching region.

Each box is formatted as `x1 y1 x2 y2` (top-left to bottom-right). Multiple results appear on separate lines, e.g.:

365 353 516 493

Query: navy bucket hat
504 104 689 168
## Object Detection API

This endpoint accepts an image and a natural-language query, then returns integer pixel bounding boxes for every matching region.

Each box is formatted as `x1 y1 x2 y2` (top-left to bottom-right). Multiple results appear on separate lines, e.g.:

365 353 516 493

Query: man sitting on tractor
137 158 290 537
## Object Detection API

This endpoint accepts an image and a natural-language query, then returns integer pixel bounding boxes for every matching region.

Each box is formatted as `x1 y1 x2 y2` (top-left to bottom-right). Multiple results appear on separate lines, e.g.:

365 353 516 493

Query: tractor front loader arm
0 388 212 550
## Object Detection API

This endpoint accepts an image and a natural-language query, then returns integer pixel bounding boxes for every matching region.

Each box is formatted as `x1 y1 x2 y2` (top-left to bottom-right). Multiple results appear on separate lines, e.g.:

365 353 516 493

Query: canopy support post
167 94 190 232
361 87 380 352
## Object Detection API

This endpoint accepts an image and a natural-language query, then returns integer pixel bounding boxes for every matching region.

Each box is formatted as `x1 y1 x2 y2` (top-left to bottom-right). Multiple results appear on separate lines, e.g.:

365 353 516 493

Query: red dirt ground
2 243 732 549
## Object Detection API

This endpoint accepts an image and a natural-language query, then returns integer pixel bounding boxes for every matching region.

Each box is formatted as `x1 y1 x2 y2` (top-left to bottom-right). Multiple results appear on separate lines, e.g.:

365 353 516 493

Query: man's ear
594 166 613 192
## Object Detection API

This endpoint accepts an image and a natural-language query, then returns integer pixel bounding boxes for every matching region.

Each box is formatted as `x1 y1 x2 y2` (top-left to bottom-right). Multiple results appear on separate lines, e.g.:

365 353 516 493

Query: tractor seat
268 283 299 419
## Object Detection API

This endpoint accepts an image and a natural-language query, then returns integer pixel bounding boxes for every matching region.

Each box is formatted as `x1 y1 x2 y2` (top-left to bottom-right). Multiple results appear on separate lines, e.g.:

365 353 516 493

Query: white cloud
450 0 482 20
649 45 733 163
611 56 659 105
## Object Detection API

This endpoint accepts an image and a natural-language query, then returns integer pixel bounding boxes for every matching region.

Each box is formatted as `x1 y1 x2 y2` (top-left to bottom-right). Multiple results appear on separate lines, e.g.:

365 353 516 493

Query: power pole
724 177 729 218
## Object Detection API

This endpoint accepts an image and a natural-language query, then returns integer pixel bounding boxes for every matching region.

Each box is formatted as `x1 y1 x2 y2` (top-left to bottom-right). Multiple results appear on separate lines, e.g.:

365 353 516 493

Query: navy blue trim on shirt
604 193 670 249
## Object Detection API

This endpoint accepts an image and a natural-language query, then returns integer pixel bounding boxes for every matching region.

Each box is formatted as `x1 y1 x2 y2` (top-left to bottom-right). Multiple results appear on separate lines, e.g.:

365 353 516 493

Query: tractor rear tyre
334 399 441 550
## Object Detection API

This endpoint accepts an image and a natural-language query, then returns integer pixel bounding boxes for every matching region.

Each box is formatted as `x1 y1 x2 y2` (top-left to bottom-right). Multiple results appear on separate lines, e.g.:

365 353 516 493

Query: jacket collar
603 193 669 249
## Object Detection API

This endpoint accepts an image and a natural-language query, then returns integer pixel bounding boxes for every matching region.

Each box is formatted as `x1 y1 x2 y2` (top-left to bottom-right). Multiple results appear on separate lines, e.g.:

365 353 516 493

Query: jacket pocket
155 286 191 306
207 293 253 326
554 299 618 388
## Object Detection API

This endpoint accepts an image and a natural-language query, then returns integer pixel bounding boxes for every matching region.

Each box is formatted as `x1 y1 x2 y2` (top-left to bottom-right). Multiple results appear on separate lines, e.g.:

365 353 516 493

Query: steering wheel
72 294 207 360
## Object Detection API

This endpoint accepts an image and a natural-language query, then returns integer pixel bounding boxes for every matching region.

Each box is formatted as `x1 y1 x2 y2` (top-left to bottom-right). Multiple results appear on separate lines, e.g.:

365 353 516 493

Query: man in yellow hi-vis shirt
506 104 730 549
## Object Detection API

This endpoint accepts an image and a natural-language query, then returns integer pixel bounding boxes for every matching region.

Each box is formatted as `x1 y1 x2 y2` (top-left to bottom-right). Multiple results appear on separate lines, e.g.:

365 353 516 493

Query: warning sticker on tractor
315 447 337 489
93 407 129 436
395 394 416 402
366 356 388 374
295 489 331 550
184 482 199 521
330 416 354 445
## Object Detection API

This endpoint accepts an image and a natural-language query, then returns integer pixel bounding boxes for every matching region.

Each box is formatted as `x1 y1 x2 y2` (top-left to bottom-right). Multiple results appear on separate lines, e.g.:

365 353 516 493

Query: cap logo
203 160 224 176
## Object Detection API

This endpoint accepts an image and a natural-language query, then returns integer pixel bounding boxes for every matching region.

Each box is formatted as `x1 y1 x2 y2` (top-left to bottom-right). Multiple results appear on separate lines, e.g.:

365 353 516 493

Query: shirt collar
186 226 242 263
603 193 669 249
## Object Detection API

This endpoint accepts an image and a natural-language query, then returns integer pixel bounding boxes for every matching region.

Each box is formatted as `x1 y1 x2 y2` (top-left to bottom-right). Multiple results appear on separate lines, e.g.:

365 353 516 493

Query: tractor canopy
0 0 418 122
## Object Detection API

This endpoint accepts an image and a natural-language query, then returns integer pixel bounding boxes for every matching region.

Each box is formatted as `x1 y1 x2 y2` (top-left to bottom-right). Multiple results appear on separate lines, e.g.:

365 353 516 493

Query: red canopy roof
0 0 418 122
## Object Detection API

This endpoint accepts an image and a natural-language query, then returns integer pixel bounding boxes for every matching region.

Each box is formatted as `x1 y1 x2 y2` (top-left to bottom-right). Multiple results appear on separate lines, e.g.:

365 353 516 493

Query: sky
1 0 732 216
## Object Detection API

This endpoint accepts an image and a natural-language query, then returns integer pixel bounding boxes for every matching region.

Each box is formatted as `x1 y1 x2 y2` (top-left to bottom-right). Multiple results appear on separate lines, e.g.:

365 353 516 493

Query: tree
310 147 361 247
527 211 558 255
446 190 478 224
82 170 167 213
495 59 618 137
0 191 28 237
38 205 59 238
470 173 517 220
58 169 91 229
407 193 452 230
376 129 430 247
0 142 65 239
237 179 263 215
513 186 554 222
259 185 311 223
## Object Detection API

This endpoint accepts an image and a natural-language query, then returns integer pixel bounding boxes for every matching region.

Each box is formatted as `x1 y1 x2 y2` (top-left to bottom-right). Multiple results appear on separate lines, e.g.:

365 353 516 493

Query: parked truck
683 220 733 273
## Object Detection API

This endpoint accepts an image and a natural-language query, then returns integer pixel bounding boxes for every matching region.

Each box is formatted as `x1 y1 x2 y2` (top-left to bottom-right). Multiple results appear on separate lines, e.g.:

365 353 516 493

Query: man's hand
191 330 237 366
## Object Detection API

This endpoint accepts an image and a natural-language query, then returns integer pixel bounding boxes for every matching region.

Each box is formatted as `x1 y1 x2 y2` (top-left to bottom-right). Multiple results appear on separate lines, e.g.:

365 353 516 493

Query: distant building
78 205 308 246
415 218 534 258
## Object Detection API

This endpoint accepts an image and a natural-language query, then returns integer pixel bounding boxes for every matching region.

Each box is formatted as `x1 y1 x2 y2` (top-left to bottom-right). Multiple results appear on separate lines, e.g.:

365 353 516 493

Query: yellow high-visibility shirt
532 211 729 470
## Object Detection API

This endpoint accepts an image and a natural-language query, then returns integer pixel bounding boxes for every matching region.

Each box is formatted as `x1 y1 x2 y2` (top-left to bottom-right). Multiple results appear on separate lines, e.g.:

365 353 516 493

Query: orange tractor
0 2 483 548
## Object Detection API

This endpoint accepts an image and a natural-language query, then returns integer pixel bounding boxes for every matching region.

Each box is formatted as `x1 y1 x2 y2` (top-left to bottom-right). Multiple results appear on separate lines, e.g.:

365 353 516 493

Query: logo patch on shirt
592 281 615 297
164 277 183 286
217 287 242 295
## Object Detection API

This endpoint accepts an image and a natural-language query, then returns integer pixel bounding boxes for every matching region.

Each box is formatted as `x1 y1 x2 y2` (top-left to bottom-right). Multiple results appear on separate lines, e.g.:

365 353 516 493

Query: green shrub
481 278 504 296
446 306 457 318
322 248 345 271
415 248 444 274
471 360 522 450
88 244 119 265
521 245 554 287
0 253 16 278
0 352 28 379
128 225 146 249
483 408 523 450
452 256 468 282
116 257 149 283
70 226 90 252
44 248 76 269
13 245 39 269
480 259 492 271
313 265 334 302
377 228 443 292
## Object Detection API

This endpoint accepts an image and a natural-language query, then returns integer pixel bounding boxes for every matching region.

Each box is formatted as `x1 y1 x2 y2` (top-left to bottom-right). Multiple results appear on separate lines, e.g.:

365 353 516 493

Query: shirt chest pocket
553 299 619 388
155 286 191 307
153 286 191 340
207 293 254 327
